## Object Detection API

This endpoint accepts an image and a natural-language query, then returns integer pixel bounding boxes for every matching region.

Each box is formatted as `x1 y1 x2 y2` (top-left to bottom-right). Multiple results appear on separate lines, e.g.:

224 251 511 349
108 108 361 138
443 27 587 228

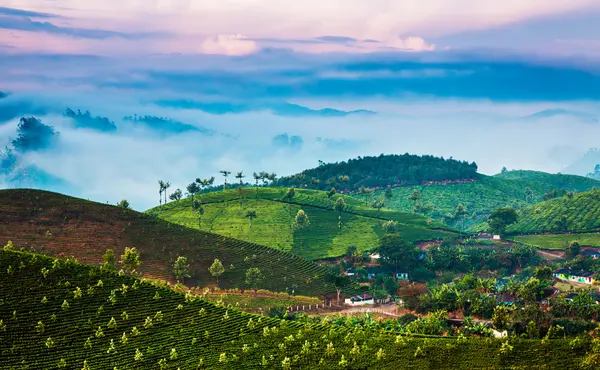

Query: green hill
277 153 478 192
373 171 600 228
146 187 456 260
508 189 600 235
0 249 589 369
0 189 354 297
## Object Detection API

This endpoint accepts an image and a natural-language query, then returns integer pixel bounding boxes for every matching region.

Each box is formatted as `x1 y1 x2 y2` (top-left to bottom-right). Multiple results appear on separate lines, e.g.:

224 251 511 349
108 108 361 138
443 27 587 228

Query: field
510 233 600 250
374 171 600 228
0 249 591 369
0 189 356 297
147 188 456 260
509 190 600 234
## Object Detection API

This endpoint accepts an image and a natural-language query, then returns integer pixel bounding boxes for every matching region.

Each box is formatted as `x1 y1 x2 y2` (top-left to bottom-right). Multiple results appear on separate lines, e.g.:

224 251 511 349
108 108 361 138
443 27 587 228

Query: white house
369 253 380 260
344 293 374 306
492 235 501 241
553 268 595 285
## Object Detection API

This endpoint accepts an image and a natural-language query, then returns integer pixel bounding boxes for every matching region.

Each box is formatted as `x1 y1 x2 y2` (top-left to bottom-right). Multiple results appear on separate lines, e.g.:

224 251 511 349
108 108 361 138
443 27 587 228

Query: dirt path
537 249 564 260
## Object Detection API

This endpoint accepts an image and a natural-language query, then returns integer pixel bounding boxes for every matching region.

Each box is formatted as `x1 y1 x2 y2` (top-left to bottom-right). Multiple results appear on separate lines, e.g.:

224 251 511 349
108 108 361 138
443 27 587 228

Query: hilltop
147 187 456 260
277 153 478 192
0 249 588 369
508 189 600 235
373 170 600 228
0 189 352 297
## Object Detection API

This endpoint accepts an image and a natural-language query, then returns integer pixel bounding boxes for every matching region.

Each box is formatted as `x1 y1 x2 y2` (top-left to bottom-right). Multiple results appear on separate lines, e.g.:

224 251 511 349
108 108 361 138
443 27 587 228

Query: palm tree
220 170 231 189
235 171 245 185
163 181 171 204
267 172 277 185
158 180 165 205
236 171 246 207
186 182 200 207
253 172 262 197
245 210 257 228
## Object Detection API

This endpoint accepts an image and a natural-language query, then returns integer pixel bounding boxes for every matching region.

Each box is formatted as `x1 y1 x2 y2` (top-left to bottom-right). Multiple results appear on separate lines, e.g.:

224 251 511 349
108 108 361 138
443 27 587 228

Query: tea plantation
0 250 592 369
147 188 456 260
0 189 353 297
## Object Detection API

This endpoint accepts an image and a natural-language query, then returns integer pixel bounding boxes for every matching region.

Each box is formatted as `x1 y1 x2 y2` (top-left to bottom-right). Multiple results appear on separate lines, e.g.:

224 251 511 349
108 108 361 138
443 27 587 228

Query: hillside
147 188 456 260
508 189 600 234
0 189 353 297
277 153 478 192
374 171 600 228
0 249 588 369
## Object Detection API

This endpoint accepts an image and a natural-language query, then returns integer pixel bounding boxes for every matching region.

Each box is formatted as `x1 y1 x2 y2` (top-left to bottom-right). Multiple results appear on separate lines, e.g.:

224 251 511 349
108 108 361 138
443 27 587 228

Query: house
495 293 518 306
580 249 600 260
369 253 380 260
553 268 595 285
478 233 493 240
492 235 501 241
344 293 374 306
395 272 409 280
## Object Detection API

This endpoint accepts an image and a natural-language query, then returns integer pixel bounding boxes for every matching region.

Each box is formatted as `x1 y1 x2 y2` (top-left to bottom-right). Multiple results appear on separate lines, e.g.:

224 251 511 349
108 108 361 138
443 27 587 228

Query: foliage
173 256 191 282
277 153 478 191
245 268 265 291
117 199 130 209
119 247 141 274
487 207 518 235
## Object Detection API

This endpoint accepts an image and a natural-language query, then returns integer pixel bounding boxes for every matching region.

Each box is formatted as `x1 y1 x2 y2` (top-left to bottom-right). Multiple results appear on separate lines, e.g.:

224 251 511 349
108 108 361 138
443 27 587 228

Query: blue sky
1 1 600 209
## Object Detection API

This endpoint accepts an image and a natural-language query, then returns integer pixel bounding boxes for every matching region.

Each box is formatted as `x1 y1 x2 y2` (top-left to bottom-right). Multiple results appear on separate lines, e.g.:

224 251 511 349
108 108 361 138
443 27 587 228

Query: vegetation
508 190 600 234
148 187 456 260
510 233 600 250
0 249 592 369
278 153 478 192
0 189 356 297
377 171 599 228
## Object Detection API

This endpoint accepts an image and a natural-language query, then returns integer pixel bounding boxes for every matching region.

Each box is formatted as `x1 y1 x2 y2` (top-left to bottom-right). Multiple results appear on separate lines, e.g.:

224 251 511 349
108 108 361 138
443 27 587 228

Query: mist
1 51 599 210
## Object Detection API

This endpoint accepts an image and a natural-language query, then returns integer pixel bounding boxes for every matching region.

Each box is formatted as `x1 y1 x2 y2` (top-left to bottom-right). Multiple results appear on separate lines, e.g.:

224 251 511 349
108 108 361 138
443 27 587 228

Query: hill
508 189 600 235
147 187 456 260
277 153 478 192
0 249 588 369
372 171 600 228
0 189 353 297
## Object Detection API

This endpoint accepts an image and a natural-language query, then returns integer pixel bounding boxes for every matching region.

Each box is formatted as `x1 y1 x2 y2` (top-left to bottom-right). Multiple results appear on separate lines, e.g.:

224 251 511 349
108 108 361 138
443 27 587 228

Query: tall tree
327 187 337 200
334 197 346 232
371 198 385 216
235 171 245 185
245 210 257 228
294 209 310 229
186 182 200 208
173 256 191 283
566 241 581 259
120 247 141 274
267 172 277 185
487 207 518 236
158 180 165 205
219 170 232 189
378 234 419 276
408 189 421 210
252 172 262 197
358 186 369 204
209 258 225 287
102 249 117 271
284 187 296 215
325 274 349 304
163 181 171 204
245 267 264 293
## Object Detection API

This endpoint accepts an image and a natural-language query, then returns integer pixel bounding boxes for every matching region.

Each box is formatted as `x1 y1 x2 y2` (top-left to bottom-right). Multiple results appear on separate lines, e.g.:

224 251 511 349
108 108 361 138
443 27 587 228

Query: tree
492 305 511 331
371 199 385 216
120 247 141 274
197 203 205 226
169 189 182 201
209 259 225 287
245 210 257 228
325 274 349 304
378 234 419 275
294 209 310 229
408 189 421 210
284 187 296 215
566 241 581 259
117 199 130 209
252 172 262 197
501 166 508 173
245 268 264 292
487 207 518 236
102 249 117 271
163 181 171 204
186 182 200 208
158 180 165 205
382 220 397 234
385 187 393 201
173 256 190 283
219 170 232 189
334 197 346 231
327 187 336 199
235 171 245 185
454 203 468 231
524 187 534 203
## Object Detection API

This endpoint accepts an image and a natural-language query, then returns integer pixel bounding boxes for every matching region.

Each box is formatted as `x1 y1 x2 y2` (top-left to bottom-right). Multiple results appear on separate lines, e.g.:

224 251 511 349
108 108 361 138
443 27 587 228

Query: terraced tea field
0 249 590 369
148 188 456 260
0 189 354 297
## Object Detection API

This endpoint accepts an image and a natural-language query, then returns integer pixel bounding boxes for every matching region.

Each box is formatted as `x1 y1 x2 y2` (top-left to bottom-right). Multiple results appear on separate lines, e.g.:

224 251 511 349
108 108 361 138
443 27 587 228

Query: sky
1 1 600 210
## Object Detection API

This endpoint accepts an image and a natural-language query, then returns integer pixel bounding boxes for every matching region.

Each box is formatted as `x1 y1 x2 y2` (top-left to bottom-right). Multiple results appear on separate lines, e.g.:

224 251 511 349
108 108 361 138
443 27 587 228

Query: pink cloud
199 34 258 55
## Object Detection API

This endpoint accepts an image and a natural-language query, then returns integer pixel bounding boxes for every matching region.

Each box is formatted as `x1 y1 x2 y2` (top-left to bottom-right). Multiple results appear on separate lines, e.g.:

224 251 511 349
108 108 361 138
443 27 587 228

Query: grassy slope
0 249 588 369
508 190 600 235
0 189 354 297
147 188 456 260
375 171 600 227
511 233 600 250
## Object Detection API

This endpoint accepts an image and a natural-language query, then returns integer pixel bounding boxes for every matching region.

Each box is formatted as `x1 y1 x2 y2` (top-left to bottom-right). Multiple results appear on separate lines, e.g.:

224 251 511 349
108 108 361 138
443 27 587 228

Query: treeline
277 153 478 192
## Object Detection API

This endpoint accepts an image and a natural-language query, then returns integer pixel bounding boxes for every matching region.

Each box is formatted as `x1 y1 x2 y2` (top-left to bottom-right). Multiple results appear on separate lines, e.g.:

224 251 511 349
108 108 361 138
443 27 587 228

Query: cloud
200 34 258 55
0 7 60 19
382 36 436 51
